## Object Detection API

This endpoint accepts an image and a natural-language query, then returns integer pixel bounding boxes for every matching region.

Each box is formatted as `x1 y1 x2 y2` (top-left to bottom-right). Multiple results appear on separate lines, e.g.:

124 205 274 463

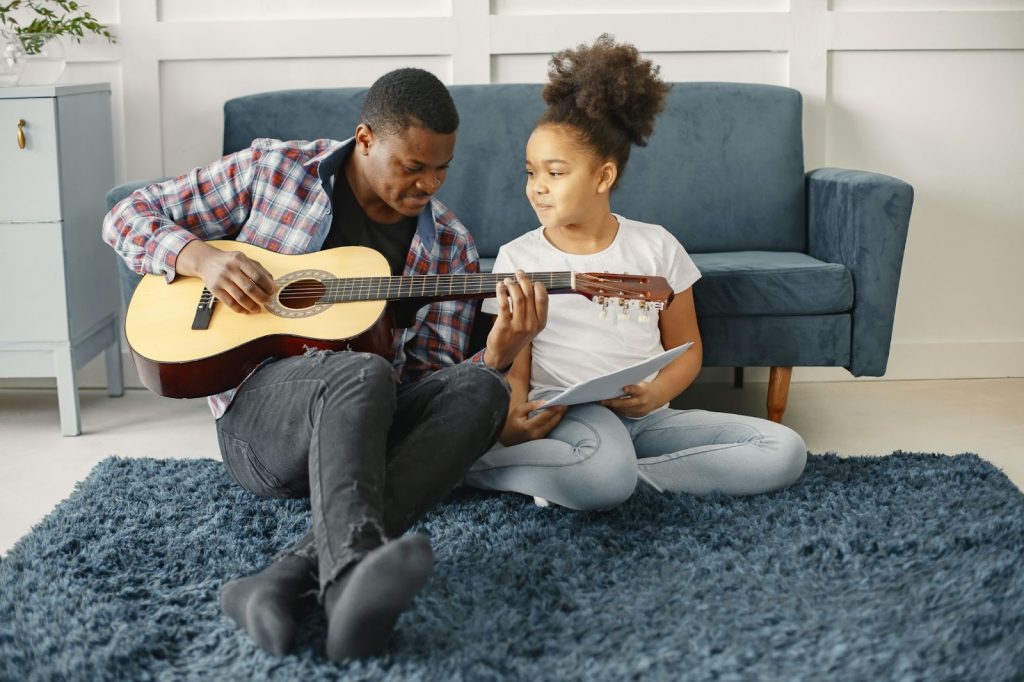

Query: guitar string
266 274 649 300
274 280 577 296
272 273 571 288
272 288 643 302
272 284 650 301
272 273 579 301
195 272 655 304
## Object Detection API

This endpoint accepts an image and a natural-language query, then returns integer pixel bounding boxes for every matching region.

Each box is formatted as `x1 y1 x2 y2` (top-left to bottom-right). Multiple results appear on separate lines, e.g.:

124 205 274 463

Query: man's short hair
361 68 459 136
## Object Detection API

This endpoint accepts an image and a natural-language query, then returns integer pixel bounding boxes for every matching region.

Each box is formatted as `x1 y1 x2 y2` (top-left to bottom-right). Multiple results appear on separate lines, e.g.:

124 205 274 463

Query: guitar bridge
191 288 215 330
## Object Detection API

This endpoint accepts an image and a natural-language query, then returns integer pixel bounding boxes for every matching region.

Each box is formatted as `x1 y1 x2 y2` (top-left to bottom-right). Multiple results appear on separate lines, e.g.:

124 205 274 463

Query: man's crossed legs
214 351 509 661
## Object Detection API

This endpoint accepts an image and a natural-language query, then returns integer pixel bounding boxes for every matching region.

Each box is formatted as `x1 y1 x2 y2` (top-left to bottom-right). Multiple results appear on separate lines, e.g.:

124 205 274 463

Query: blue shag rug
1 452 1022 681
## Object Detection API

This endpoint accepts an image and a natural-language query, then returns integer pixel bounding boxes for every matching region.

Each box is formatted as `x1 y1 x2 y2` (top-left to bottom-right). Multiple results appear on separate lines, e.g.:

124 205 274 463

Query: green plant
0 0 114 54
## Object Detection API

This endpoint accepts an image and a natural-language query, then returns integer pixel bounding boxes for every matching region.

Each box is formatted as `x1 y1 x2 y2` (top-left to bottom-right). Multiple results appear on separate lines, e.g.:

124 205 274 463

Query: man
103 68 547 661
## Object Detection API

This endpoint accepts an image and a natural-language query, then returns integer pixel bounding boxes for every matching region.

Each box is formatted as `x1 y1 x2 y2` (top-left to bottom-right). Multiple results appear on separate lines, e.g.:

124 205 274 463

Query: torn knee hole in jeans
348 517 387 547
343 479 388 542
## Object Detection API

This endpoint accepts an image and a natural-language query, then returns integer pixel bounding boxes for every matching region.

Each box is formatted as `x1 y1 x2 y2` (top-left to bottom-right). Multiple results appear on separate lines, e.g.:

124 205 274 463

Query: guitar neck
319 272 575 303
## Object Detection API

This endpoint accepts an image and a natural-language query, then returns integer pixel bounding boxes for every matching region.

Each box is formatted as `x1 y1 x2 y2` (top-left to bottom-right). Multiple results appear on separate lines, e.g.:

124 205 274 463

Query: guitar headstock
574 273 675 319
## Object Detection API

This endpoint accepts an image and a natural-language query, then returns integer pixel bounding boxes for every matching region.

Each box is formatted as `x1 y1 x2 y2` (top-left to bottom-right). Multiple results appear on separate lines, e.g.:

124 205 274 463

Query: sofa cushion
691 251 853 317
482 250 851 318
615 83 806 254
222 82 807 259
451 83 807 257
699 314 851 368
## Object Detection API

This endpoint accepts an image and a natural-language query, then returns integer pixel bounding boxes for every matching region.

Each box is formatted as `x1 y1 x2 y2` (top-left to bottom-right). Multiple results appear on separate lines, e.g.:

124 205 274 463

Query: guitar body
125 240 674 399
126 241 393 398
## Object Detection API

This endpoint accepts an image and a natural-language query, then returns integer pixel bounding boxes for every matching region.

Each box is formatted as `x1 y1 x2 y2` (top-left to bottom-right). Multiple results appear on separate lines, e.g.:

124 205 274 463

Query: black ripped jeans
215 351 510 595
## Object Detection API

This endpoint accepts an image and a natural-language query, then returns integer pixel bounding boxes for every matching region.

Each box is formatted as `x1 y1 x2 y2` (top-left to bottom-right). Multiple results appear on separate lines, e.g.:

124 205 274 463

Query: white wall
41 0 1024 385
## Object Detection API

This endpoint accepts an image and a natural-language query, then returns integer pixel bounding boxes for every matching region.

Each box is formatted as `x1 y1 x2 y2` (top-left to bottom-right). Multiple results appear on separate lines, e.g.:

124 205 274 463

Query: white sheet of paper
540 342 694 409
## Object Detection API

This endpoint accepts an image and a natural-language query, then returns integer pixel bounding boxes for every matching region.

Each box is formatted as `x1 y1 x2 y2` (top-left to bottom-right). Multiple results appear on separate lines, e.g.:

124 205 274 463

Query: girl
466 35 808 510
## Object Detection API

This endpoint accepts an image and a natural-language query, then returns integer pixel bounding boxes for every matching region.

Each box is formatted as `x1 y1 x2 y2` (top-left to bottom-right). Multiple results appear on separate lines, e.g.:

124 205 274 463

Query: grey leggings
465 402 808 510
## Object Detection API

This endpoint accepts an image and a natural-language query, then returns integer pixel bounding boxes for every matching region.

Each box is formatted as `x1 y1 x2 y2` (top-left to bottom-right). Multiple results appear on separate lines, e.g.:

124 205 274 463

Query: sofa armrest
105 177 172 213
807 168 914 376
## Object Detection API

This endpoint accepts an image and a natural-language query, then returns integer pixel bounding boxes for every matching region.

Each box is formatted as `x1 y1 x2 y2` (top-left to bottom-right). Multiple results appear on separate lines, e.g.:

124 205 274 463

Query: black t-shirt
322 171 417 276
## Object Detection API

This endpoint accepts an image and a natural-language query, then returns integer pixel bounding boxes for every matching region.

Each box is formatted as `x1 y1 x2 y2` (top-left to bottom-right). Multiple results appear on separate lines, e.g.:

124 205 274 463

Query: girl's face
525 124 615 230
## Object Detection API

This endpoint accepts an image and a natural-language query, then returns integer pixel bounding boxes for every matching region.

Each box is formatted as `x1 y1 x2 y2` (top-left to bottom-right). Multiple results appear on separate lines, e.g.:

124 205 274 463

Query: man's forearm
175 239 217 279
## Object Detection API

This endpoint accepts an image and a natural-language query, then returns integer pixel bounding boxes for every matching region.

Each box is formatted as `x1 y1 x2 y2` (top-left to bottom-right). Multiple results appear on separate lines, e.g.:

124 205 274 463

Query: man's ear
354 123 375 155
596 160 618 194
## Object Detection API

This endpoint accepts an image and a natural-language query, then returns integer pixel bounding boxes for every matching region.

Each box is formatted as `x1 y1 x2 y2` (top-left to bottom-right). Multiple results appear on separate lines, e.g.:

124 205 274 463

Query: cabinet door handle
17 119 26 149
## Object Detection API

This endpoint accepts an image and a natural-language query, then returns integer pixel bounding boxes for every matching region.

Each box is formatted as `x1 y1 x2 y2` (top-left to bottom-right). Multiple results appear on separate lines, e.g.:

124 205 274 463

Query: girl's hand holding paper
600 381 669 419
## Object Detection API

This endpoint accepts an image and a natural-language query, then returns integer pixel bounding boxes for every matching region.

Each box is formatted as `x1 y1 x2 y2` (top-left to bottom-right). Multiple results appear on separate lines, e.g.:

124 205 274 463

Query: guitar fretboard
319 272 574 303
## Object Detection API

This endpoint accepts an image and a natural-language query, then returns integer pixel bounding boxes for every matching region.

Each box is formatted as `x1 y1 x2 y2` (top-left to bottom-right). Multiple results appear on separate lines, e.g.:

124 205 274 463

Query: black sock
220 554 317 655
324 533 434 662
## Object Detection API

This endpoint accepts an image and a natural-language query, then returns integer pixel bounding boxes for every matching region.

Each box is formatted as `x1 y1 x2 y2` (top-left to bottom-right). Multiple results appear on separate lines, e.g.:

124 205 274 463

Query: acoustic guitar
125 241 674 399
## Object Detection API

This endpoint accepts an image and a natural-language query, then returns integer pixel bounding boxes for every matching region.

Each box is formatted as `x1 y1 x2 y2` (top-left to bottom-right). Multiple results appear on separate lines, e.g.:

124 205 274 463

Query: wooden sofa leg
767 366 793 423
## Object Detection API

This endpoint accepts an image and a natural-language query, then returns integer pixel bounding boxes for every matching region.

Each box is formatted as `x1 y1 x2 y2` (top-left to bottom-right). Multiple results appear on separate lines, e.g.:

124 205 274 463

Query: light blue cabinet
0 83 123 435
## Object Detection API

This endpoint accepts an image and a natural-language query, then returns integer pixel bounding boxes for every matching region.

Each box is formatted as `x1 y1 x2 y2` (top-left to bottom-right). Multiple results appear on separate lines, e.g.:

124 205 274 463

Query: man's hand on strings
177 240 276 314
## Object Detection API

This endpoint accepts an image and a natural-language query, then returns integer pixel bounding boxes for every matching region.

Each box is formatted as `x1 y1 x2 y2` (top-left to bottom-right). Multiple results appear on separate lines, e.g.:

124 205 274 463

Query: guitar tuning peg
598 297 609 319
637 301 649 322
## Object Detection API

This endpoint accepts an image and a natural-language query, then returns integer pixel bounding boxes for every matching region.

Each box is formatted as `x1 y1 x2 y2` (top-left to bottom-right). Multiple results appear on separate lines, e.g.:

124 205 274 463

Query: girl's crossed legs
466 402 807 510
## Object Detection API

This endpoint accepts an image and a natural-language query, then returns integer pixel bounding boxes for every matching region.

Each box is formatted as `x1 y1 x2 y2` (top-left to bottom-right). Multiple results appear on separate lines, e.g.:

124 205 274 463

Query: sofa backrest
224 82 806 256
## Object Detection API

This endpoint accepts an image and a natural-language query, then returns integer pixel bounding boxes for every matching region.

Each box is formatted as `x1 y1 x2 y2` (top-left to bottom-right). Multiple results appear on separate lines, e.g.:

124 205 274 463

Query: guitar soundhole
279 278 327 310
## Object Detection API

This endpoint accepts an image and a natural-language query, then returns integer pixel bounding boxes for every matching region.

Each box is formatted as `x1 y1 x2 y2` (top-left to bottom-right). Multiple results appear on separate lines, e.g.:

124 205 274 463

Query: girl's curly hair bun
543 34 670 147
540 34 670 184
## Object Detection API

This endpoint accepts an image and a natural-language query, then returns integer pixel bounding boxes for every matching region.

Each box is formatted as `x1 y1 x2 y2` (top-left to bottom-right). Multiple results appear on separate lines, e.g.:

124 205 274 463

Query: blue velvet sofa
106 82 913 422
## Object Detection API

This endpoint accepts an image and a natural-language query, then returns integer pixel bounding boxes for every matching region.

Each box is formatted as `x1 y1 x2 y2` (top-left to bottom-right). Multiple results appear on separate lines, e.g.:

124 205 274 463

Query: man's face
356 123 456 222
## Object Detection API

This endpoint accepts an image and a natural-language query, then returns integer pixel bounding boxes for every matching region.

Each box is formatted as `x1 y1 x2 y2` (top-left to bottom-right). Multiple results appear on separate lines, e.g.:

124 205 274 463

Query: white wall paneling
492 52 789 88
832 0 1024 11
156 0 448 23
828 50 1024 355
159 56 452 176
493 0 790 14
17 0 1019 389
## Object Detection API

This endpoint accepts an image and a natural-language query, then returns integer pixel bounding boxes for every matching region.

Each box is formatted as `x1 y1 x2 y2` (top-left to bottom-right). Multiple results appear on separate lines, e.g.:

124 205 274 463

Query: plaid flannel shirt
103 138 487 418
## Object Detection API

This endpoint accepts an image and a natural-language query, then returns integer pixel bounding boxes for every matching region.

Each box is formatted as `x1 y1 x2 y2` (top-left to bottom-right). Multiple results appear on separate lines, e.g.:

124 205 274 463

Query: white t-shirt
482 215 701 398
